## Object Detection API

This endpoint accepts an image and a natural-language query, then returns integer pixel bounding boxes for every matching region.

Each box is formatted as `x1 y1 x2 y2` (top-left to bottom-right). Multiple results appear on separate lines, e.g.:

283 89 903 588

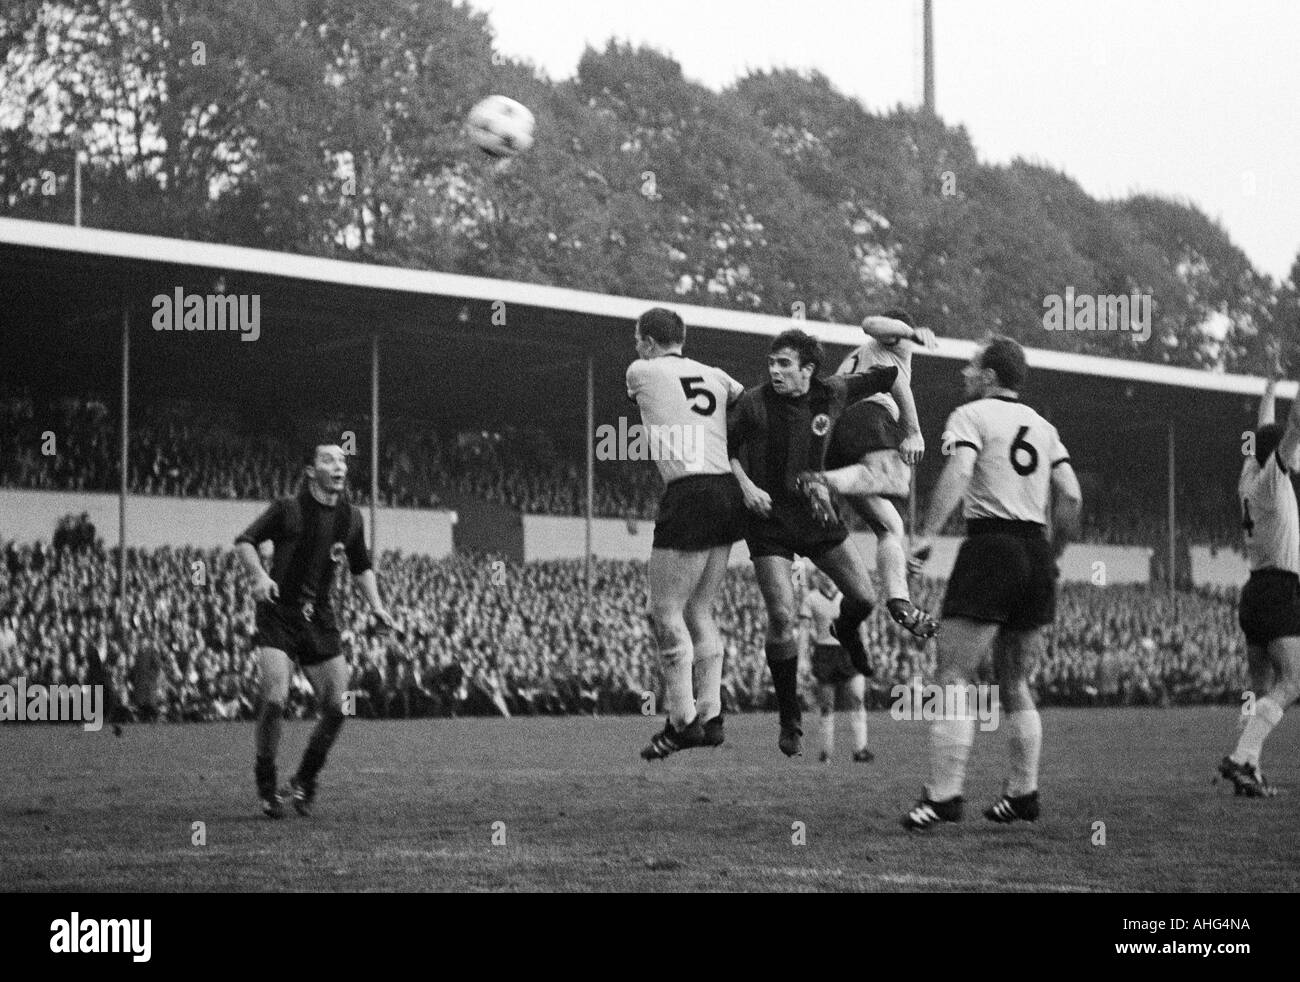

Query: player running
728 328 912 756
235 441 397 818
627 308 747 760
815 309 939 640
1217 360 1300 797
901 336 1081 831
799 567 873 764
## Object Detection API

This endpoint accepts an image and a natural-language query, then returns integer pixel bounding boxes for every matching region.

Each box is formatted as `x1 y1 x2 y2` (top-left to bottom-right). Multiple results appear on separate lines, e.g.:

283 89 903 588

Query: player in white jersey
900 336 1082 831
799 568 873 763
818 309 939 639
626 307 747 760
1217 362 1300 796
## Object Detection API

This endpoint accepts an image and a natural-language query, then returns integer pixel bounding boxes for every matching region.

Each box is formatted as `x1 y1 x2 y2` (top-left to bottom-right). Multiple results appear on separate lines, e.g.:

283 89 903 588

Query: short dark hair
636 307 686 346
303 439 341 466
979 335 1027 390
771 329 824 375
879 307 915 328
1256 423 1284 466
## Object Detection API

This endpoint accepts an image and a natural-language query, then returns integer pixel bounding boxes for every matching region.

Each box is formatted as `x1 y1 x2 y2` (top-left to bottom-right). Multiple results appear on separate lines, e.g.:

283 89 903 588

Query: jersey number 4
1010 425 1039 476
680 377 717 416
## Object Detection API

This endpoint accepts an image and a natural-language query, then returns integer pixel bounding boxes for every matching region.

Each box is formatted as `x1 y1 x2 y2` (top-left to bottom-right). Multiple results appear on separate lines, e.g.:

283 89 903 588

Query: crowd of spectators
1 391 1246 548
0 537 1251 727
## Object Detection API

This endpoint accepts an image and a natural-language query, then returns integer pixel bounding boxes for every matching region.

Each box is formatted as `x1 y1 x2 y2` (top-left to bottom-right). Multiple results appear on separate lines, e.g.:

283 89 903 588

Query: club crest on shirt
330 542 347 565
811 413 830 436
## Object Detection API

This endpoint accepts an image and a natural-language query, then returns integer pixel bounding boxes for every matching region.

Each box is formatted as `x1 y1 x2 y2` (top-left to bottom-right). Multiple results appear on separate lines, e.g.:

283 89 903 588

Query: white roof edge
3 216 1292 399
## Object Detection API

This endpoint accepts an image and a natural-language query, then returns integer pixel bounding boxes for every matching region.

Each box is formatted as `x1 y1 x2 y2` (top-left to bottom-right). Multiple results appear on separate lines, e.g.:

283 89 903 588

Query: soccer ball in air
466 95 535 159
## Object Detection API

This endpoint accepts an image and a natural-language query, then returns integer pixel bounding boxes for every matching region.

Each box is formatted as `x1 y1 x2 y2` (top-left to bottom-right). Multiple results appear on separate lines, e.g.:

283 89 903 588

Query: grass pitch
2 707 1297 892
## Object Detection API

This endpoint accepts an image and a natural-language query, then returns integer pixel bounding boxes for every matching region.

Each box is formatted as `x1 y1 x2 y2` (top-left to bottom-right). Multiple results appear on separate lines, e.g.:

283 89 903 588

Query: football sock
692 643 724 723
1005 708 1043 797
820 708 835 756
927 714 975 801
659 639 696 728
851 705 868 752
255 699 283 760
254 754 277 795
297 707 346 787
1232 696 1284 767
765 639 801 723
837 595 872 632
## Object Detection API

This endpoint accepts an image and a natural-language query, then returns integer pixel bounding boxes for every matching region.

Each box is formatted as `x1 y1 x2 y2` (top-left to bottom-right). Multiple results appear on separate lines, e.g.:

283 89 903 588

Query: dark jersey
727 367 898 500
236 489 371 611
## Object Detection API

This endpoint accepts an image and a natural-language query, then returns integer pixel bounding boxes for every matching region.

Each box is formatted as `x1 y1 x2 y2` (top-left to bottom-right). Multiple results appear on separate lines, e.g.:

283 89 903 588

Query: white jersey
943 396 1069 524
837 337 913 421
1239 451 1299 574
626 354 743 484
800 589 842 646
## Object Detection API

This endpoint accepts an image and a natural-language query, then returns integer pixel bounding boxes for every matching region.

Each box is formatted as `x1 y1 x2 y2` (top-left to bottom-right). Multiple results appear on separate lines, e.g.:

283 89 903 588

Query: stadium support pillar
371 332 379 562
585 355 594 602
1167 421 1176 595
118 296 129 613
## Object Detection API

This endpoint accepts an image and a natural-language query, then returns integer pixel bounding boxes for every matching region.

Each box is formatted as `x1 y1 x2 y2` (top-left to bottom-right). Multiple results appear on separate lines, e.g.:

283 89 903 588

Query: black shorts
941 520 1057 630
811 643 859 684
825 400 904 470
745 499 848 561
653 473 746 551
1239 570 1300 646
253 601 342 667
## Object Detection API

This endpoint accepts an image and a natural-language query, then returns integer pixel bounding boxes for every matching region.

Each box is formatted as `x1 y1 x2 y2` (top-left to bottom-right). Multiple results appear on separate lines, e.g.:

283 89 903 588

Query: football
466 94 535 158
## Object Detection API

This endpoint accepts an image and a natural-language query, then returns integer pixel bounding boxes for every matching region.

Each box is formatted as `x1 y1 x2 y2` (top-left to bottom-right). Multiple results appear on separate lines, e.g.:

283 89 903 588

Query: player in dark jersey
728 328 912 756
235 441 397 818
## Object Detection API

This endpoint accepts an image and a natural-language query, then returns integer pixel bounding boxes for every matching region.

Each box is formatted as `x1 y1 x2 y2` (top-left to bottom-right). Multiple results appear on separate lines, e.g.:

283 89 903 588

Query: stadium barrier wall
1189 545 1249 588
0 490 456 557
520 515 1153 582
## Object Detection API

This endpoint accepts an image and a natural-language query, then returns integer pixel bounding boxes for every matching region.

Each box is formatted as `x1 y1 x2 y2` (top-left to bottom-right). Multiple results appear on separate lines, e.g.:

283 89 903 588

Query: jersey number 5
680 377 717 416
1009 426 1040 476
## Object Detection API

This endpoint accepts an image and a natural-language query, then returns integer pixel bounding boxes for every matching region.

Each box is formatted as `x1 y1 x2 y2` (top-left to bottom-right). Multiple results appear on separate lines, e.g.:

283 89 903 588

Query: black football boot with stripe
641 717 706 760
700 714 725 748
286 775 317 816
1217 756 1277 798
901 792 963 831
984 788 1041 823
256 758 285 819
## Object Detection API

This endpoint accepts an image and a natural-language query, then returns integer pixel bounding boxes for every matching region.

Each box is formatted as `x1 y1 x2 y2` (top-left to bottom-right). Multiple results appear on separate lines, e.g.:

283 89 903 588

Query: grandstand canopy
0 216 1285 506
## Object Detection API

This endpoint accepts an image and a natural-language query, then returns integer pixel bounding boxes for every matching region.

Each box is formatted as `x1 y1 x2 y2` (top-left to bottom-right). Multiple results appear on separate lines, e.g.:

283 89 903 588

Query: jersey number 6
1010 425 1039 476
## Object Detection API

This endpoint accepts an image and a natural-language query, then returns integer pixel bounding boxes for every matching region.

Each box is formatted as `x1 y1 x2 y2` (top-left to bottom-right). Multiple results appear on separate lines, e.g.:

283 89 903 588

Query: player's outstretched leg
1218 638 1300 797
686 545 731 749
817 682 836 762
854 494 937 639
641 546 710 760
984 630 1044 823
254 647 291 819
847 673 873 763
290 654 351 816
814 540 877 676
754 556 804 756
902 617 995 832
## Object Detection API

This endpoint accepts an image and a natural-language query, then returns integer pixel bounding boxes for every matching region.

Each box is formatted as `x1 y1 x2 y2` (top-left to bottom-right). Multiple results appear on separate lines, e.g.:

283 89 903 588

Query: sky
471 0 1300 281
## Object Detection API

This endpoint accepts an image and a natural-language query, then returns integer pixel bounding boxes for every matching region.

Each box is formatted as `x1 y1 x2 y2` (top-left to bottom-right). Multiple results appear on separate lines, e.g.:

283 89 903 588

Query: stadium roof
1 216 1291 399
0 215 1284 506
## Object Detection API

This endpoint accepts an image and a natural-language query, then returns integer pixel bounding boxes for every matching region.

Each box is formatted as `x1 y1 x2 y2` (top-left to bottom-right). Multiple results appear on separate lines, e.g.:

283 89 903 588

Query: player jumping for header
627 308 748 760
901 336 1081 831
728 328 912 756
808 309 940 640
236 441 398 818
1218 351 1300 797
